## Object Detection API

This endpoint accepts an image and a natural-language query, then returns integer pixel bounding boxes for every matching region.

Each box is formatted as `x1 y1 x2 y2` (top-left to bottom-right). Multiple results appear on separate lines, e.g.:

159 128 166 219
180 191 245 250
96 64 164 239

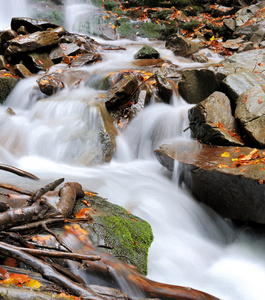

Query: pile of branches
0 163 219 300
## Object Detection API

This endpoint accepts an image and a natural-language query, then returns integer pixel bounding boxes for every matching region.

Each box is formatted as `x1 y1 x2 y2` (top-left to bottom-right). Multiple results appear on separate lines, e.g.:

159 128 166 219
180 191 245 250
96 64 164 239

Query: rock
178 69 219 104
5 29 61 56
13 64 32 78
11 17 59 33
223 18 236 32
70 52 102 68
27 52 54 71
134 45 160 59
17 26 29 35
165 33 204 57
192 52 208 63
73 192 153 275
37 72 65 96
0 55 10 70
221 36 247 50
0 29 18 42
105 75 139 112
0 71 19 103
188 91 244 146
237 41 254 52
49 43 80 61
154 140 265 224
155 69 173 104
221 72 265 104
235 85 265 147
250 28 265 47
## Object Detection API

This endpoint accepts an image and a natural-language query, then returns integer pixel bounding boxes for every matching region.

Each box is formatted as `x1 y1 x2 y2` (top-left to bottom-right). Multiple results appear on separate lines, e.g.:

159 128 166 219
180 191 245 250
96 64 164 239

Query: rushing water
1 2 265 300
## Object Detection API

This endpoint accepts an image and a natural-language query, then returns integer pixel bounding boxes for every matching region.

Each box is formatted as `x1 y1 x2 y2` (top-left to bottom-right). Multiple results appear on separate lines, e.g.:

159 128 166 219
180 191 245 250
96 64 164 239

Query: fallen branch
0 199 54 231
0 183 32 196
29 178 64 204
57 182 84 218
0 164 39 180
19 247 100 262
0 241 106 300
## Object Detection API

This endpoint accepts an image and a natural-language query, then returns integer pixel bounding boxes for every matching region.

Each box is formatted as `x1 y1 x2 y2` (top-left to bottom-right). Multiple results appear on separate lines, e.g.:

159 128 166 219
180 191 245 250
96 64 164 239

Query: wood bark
0 164 39 180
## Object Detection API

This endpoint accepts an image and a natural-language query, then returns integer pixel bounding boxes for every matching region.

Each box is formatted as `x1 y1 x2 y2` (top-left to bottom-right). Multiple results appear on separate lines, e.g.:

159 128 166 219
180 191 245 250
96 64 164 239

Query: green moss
74 195 154 275
179 20 201 32
138 22 161 39
117 23 137 38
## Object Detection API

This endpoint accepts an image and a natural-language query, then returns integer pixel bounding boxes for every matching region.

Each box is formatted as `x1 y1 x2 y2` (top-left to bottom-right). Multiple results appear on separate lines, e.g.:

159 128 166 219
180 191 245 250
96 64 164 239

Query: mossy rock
0 73 19 104
74 194 154 276
117 22 137 38
138 22 161 39
134 45 160 59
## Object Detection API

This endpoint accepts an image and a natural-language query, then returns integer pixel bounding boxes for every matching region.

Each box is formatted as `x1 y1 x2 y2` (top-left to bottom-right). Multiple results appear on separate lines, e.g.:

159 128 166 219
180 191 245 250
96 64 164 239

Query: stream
1 1 265 300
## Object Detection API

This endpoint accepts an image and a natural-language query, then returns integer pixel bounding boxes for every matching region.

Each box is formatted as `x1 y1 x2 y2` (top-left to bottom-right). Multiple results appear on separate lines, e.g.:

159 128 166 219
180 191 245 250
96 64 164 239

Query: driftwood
0 242 106 300
0 183 32 196
29 178 64 204
0 164 39 180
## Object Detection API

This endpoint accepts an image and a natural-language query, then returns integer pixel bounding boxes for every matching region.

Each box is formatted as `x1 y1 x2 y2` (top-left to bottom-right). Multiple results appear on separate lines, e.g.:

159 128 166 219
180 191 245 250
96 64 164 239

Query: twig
42 223 73 253
16 247 101 262
0 164 39 180
183 126 190 132
130 74 155 98
0 183 32 196
0 241 106 299
29 178 64 204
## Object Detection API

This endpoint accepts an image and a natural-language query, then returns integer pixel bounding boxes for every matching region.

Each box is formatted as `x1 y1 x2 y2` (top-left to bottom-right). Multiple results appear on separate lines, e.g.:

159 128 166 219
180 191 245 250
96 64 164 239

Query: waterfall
0 0 29 29
1 2 265 300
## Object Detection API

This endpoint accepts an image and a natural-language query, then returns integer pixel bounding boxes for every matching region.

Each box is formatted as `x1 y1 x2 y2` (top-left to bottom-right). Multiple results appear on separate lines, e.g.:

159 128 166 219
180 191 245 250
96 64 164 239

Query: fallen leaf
221 152 230 157
25 279 41 289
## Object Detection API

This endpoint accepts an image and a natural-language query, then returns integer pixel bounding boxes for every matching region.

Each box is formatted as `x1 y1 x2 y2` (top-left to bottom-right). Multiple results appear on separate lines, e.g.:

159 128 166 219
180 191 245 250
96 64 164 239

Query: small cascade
0 0 29 29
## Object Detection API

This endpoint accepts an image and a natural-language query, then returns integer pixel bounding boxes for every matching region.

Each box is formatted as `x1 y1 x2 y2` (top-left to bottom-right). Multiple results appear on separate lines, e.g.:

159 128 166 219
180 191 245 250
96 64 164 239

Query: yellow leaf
221 152 230 157
210 36 215 41
25 279 41 289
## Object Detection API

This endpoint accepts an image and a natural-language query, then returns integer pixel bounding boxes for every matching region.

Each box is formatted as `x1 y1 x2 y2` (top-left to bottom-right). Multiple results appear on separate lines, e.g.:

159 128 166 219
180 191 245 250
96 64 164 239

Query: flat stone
155 140 265 224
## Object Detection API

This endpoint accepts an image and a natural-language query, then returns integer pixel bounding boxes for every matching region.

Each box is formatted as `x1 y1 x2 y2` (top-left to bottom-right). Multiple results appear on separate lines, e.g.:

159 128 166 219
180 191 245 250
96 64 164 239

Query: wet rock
192 52 208 63
49 43 80 61
0 55 10 70
11 17 59 33
154 140 265 224
221 36 247 50
27 52 54 71
155 69 173 104
105 75 138 112
17 26 29 35
73 192 153 275
5 30 61 56
69 53 102 68
188 91 244 146
37 72 65 96
165 33 204 57
134 45 160 59
178 69 219 104
223 18 236 32
235 85 265 147
0 29 18 43
13 64 32 78
0 71 19 103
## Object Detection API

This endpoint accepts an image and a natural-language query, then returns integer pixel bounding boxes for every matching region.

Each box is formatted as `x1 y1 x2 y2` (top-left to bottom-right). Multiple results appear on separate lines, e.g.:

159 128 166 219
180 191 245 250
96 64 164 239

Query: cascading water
1 2 265 300
0 0 29 29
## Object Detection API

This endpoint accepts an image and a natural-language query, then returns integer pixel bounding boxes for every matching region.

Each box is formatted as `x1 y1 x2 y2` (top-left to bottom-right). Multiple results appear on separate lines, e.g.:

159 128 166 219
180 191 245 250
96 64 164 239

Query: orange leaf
258 179 264 185
0 267 9 279
75 208 91 219
81 200 91 206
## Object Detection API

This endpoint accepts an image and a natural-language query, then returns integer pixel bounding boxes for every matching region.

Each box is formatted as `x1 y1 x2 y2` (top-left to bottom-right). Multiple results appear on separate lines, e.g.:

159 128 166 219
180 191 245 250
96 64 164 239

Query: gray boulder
188 91 244 146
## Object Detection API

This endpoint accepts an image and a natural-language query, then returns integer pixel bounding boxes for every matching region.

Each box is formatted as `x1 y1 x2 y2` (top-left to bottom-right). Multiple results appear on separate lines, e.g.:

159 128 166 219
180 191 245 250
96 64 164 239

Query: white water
1 2 265 300
0 0 29 29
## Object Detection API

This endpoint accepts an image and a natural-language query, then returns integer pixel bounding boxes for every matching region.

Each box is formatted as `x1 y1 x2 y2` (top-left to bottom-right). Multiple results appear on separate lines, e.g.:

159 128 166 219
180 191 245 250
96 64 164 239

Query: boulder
27 52 54 71
70 52 102 68
221 72 265 104
13 64 32 78
188 91 244 146
154 69 173 104
0 29 18 42
11 17 59 33
0 71 19 103
5 29 61 55
105 75 138 112
74 192 153 275
134 45 160 59
49 43 80 61
235 85 265 147
37 72 65 96
178 69 219 104
154 140 265 224
165 33 204 57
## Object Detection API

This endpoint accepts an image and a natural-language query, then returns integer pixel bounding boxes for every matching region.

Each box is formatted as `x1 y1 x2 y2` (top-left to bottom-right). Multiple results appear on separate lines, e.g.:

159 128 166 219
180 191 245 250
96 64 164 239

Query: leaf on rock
75 208 91 219
221 152 230 157
25 279 41 289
